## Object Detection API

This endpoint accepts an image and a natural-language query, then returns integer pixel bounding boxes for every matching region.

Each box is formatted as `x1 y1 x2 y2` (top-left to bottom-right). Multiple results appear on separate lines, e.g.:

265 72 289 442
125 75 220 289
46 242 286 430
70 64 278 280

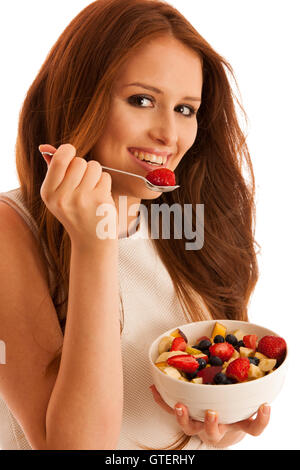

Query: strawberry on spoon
146 168 176 187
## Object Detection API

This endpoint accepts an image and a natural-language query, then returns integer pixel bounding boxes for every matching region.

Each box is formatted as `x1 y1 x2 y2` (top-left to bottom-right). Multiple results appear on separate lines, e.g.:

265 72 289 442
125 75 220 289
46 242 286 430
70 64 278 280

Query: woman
0 0 270 450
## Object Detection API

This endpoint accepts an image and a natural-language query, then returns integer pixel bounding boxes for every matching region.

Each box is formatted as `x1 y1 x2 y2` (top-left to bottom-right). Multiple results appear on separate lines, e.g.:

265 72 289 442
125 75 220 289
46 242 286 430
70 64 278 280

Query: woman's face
91 35 203 201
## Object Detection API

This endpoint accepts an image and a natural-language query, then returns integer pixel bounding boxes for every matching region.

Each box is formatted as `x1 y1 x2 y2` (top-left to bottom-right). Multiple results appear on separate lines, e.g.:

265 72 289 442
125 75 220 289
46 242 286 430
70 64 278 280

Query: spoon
41 152 180 192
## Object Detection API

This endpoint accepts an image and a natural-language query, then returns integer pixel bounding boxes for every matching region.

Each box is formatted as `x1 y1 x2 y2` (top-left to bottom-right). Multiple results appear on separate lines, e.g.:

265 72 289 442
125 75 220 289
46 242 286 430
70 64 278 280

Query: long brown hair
15 0 259 450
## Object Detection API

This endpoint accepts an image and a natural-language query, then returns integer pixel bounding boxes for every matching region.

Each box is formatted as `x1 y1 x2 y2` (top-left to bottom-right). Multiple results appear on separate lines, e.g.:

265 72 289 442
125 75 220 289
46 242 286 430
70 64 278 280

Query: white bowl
148 320 288 424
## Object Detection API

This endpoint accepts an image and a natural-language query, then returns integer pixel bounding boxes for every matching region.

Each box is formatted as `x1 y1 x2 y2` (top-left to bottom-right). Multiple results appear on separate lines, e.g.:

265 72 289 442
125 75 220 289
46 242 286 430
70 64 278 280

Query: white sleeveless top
0 188 214 450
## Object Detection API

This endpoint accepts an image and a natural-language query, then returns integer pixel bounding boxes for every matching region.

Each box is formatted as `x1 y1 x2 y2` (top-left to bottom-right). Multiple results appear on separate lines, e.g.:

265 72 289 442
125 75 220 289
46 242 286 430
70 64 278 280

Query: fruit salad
154 322 287 385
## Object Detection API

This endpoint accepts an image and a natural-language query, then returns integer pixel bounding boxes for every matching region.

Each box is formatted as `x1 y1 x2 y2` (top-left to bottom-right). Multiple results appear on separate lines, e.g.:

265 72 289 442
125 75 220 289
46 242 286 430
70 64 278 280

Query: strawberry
197 366 223 384
258 335 287 360
226 357 250 382
243 334 258 350
209 342 235 362
146 168 176 187
167 354 199 373
170 336 187 352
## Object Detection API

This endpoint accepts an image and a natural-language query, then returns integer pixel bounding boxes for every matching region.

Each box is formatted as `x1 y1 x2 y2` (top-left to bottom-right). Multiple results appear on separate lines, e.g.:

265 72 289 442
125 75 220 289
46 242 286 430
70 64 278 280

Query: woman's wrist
70 236 118 255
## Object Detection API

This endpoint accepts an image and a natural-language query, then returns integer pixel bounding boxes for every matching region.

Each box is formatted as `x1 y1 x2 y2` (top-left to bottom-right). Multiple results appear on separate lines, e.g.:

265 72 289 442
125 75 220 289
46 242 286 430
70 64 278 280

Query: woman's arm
46 239 123 450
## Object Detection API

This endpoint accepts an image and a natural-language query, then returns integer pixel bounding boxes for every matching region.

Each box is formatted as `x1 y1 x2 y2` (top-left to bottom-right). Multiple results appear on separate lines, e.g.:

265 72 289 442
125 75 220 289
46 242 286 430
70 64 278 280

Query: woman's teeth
132 150 166 166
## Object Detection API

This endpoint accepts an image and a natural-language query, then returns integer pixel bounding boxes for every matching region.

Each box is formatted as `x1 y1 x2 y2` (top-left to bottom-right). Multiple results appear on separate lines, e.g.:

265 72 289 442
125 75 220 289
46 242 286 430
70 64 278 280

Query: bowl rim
148 319 288 389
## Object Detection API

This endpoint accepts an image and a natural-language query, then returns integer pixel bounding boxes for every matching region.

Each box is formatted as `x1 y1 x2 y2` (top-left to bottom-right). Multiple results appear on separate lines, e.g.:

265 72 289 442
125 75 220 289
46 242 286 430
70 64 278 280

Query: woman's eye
176 104 196 118
128 95 153 107
127 95 197 117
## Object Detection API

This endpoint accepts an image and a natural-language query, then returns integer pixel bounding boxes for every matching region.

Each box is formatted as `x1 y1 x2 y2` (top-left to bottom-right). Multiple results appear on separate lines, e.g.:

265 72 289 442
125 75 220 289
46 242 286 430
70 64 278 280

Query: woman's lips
127 149 169 172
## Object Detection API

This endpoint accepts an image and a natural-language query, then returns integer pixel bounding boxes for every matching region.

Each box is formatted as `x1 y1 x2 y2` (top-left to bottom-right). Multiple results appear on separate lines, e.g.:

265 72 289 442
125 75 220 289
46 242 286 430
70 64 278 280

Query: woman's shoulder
0 199 49 284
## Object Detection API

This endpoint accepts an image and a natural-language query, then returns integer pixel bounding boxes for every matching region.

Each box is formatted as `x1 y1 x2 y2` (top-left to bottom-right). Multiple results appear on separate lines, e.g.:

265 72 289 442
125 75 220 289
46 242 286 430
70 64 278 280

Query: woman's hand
150 384 271 448
39 144 117 248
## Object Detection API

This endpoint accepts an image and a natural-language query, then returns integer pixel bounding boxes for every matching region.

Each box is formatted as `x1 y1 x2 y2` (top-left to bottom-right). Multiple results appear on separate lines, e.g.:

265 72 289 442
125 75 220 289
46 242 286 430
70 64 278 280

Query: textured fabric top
0 188 214 450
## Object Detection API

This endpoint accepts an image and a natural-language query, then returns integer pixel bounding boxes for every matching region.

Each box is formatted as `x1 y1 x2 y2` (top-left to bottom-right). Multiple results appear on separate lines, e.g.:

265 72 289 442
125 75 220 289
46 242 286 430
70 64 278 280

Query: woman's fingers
40 144 77 194
237 404 271 436
173 403 196 436
150 384 271 444
39 144 57 166
202 410 223 443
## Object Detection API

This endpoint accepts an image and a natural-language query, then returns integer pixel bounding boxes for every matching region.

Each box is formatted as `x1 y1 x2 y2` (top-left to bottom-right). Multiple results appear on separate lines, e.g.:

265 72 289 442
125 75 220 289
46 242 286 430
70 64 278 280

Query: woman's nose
148 113 178 148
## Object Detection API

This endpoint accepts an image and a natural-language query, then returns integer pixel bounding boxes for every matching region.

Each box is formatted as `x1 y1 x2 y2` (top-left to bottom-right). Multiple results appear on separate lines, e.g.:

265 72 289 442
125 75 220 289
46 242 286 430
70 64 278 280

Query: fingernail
175 406 183 416
262 403 270 415
207 410 217 423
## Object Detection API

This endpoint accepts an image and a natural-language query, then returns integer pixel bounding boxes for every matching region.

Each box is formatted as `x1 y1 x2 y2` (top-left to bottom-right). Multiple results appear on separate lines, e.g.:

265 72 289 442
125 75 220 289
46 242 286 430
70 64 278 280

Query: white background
0 0 299 450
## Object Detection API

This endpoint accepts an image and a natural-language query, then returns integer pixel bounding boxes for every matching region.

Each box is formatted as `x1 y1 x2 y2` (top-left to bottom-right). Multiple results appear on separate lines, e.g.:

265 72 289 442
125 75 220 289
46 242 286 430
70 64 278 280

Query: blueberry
213 372 228 385
213 335 225 343
191 345 201 351
249 357 259 366
210 356 223 366
225 376 237 384
225 334 238 346
186 372 198 380
235 340 245 350
201 349 210 357
198 339 211 351
196 358 207 369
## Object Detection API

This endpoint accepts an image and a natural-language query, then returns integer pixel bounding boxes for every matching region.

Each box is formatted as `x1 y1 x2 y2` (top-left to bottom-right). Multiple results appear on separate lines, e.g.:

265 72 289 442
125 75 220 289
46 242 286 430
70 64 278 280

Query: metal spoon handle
41 153 145 181
101 166 146 183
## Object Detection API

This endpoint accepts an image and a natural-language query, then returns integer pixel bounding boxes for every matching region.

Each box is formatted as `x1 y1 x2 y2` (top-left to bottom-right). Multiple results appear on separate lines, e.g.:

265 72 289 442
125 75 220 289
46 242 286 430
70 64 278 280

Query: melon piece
155 361 168 371
178 376 190 382
170 328 188 342
186 346 203 355
211 322 227 340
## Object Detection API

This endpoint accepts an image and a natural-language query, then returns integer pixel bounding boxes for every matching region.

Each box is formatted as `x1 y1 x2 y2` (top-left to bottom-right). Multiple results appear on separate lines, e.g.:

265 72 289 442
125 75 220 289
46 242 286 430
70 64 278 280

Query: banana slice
158 336 174 355
191 377 203 384
155 350 188 364
239 347 255 358
233 329 245 342
248 363 265 379
254 351 268 360
258 358 277 372
163 366 182 379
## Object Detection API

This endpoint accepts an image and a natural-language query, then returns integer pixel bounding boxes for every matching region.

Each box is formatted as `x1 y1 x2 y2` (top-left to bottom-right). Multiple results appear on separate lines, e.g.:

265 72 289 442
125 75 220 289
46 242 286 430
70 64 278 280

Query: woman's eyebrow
123 82 201 102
